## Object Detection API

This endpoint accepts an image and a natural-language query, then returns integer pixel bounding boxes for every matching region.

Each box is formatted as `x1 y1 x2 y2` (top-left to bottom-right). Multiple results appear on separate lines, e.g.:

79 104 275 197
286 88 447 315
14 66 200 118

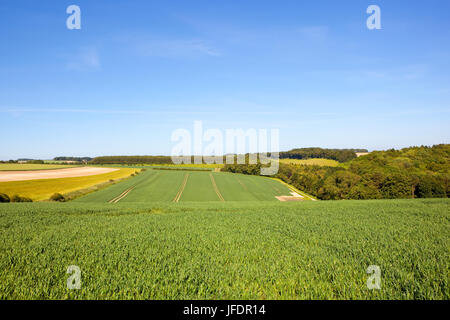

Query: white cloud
140 39 221 57
297 26 329 42
67 47 101 71
115 33 221 58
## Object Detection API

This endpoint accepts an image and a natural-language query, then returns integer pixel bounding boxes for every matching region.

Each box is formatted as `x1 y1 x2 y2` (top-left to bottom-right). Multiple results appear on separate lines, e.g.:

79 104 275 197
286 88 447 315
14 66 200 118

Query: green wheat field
0 168 448 299
76 170 297 203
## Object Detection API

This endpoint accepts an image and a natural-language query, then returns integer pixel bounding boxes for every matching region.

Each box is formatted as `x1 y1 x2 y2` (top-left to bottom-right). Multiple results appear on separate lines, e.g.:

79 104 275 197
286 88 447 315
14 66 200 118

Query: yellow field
0 168 136 201
0 163 79 171
279 158 339 167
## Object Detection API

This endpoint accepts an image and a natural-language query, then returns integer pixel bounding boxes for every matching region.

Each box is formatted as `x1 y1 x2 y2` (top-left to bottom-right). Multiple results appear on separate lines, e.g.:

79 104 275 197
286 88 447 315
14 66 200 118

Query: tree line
90 156 175 165
280 148 368 163
89 148 364 165
0 159 44 164
53 157 93 162
89 155 230 165
223 145 449 200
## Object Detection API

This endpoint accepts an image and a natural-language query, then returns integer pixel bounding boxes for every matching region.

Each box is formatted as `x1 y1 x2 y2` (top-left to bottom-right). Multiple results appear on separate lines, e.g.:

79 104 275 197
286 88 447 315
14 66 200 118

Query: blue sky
1 0 449 160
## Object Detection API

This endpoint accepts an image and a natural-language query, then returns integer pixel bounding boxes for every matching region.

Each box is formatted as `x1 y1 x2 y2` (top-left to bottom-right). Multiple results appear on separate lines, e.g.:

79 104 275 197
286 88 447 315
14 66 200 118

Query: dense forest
223 145 449 200
280 148 368 162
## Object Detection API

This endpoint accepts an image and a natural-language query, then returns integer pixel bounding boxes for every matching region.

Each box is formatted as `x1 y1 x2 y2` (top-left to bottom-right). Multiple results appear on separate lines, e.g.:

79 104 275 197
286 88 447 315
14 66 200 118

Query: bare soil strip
270 177 317 201
109 172 158 204
173 173 189 203
109 187 134 203
0 167 118 182
356 152 370 157
209 173 225 201
276 192 304 202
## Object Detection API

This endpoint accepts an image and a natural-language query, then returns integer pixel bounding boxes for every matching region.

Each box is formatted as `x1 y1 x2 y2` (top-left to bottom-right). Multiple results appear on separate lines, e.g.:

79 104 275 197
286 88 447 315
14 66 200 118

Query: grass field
0 164 80 171
76 169 298 203
0 168 136 201
279 158 340 166
0 199 448 299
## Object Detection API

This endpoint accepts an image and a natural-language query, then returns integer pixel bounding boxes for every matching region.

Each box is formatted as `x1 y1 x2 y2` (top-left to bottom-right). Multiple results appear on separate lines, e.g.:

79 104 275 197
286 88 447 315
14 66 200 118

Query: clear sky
1 0 449 160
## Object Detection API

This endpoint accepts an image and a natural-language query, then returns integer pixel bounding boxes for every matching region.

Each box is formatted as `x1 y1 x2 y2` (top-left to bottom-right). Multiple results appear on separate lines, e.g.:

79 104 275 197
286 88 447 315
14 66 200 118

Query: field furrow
110 187 135 203
173 173 189 202
209 173 225 201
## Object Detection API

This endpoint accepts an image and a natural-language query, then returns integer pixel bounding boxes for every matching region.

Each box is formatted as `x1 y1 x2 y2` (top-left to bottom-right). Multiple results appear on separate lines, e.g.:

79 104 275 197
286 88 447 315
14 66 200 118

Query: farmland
0 166 448 300
0 198 448 299
77 169 298 203
0 167 120 182
0 163 80 171
0 168 136 201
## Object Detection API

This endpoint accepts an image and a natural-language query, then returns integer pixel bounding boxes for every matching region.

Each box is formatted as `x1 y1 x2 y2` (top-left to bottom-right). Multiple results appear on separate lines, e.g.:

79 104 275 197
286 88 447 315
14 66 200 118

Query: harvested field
0 167 118 182
0 163 79 171
356 152 370 157
0 168 136 201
